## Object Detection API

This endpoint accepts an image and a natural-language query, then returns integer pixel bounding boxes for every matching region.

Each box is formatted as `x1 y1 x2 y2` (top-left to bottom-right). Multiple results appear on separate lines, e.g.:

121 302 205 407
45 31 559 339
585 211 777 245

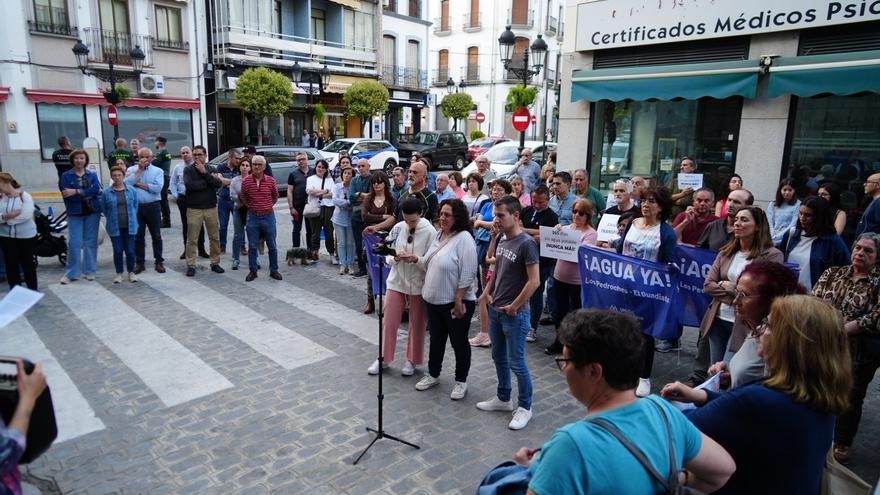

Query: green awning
571 60 760 102
767 50 880 98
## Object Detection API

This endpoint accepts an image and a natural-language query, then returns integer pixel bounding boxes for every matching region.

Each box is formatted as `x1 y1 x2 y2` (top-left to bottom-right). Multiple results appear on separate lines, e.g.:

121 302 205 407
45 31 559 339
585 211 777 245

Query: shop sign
576 0 880 51
402 107 413 127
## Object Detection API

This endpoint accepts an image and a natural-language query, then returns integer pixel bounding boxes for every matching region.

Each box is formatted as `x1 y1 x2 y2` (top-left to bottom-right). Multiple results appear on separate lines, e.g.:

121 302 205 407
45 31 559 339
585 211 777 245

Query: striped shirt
240 174 278 212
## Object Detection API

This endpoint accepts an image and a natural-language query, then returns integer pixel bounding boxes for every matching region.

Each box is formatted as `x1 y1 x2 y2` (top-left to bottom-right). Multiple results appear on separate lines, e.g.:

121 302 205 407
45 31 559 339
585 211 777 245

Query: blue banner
578 245 681 340
363 233 391 296
674 245 716 328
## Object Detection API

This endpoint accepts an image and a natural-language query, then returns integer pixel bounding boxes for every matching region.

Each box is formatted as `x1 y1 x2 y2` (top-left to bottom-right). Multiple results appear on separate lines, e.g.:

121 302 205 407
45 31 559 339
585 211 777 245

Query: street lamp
446 76 455 94
72 39 146 140
292 61 331 137
498 25 547 151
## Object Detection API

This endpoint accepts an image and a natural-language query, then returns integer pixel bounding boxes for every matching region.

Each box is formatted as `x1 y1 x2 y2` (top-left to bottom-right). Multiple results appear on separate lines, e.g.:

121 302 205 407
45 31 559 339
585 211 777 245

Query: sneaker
476 397 515 412
415 374 440 391
401 361 415 376
450 381 468 400
508 407 533 430
246 271 258 282
525 329 538 342
367 359 388 375
539 316 554 326
128 272 138 283
332 255 340 265
339 265 346 275
186 267 196 277
113 274 123 284
469 332 491 347
84 275 96 281
232 259 240 270
655 339 680 353
59 276 73 285
636 378 651 398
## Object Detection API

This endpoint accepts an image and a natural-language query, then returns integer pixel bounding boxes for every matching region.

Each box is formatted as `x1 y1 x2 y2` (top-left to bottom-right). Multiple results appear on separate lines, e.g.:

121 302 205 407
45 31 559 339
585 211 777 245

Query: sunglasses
407 227 416 244
572 210 588 216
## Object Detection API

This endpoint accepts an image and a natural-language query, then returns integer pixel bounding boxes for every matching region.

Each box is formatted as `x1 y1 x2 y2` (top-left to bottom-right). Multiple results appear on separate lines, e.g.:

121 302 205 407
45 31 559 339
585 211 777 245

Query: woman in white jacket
367 197 437 376
0 173 38 290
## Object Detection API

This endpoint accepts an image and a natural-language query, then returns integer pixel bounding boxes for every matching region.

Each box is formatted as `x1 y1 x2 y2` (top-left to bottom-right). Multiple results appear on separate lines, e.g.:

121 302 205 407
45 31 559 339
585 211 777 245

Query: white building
0 0 204 190
427 0 564 139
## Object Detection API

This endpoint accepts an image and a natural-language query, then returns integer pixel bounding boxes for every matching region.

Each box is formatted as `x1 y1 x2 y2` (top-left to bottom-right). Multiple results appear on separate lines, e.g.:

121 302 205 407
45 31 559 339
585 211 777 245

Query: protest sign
539 226 583 263
363 233 392 296
677 173 703 191
596 213 621 243
578 245 681 340
675 245 716 328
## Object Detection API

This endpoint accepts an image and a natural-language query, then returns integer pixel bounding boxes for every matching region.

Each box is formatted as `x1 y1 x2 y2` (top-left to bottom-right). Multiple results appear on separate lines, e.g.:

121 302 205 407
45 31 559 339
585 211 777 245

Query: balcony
28 20 77 37
465 65 480 83
81 28 153 67
545 16 557 36
463 13 481 31
507 8 534 29
432 68 450 86
154 38 190 51
381 64 428 90
433 17 451 35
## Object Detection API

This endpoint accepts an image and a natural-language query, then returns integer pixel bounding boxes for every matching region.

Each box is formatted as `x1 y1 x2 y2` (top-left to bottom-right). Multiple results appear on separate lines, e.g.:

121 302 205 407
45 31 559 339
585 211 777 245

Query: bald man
857 173 880 235
107 137 132 169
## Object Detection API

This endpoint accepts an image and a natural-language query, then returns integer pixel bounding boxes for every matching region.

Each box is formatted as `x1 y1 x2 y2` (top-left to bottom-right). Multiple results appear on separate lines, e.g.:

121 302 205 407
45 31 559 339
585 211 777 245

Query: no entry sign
107 105 118 126
476 112 486 123
512 108 530 132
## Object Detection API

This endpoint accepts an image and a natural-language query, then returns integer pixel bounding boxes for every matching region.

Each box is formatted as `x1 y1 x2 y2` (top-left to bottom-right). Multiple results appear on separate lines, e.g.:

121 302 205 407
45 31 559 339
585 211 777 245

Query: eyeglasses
734 290 757 300
868 180 880 185
554 358 573 371
572 210 588 216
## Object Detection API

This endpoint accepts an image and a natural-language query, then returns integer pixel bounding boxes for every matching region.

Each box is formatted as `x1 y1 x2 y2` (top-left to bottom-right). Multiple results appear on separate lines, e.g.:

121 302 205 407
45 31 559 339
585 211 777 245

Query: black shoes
246 271 258 282
269 271 282 280
186 267 196 277
544 341 563 355
211 264 225 274
198 250 210 259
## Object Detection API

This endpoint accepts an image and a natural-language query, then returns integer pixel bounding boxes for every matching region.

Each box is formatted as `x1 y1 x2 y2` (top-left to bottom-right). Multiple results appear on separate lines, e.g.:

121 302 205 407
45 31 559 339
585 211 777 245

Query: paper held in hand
539 226 583 263
670 373 721 412
677 173 703 191
596 213 620 243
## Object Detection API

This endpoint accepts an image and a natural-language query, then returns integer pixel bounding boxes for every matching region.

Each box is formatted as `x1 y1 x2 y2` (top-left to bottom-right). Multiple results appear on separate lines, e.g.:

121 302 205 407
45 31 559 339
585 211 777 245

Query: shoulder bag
303 177 325 218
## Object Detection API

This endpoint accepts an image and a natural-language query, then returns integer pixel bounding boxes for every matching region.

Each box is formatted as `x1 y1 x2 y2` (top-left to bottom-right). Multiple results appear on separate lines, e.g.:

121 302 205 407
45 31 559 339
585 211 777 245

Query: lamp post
292 61 331 139
498 25 547 152
72 39 145 141
444 77 468 130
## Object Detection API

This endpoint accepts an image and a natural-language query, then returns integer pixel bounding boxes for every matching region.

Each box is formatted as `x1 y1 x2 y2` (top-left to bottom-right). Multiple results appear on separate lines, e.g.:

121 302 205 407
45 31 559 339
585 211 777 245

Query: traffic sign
107 105 118 126
476 112 486 123
531 115 537 125
512 108 530 132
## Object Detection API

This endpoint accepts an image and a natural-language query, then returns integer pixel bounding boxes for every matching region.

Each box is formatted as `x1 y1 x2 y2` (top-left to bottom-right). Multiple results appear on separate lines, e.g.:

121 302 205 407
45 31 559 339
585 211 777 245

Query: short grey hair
613 179 632 194
435 173 449 180
852 233 880 253
138 147 154 159
694 186 715 202
115 138 127 147
251 155 267 165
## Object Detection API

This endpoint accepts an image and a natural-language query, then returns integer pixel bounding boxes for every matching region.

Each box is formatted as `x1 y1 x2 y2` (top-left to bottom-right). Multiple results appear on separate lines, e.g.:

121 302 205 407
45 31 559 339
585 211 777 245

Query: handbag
476 461 530 495
0 357 58 464
304 177 326 218
821 448 871 495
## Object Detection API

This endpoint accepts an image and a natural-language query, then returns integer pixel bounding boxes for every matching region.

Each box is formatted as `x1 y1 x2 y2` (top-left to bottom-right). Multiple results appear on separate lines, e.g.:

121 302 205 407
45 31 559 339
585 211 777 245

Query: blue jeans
529 264 554 330
65 213 100 279
247 212 278 272
488 306 533 410
218 197 235 249
334 223 354 266
110 229 136 273
232 207 247 262
135 202 164 265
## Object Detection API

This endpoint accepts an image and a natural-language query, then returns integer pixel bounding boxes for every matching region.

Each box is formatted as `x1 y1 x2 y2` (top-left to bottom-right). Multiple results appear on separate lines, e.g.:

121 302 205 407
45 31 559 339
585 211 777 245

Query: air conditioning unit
139 74 165 95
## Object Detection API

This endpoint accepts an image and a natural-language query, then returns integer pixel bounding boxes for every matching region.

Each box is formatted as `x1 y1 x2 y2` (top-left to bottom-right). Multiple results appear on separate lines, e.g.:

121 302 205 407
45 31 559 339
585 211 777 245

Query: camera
371 231 397 257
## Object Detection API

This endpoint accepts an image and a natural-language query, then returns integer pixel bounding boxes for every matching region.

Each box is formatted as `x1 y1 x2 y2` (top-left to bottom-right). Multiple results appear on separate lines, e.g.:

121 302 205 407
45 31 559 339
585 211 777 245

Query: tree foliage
470 130 486 140
505 85 538 110
440 92 473 120
234 67 293 119
343 81 390 119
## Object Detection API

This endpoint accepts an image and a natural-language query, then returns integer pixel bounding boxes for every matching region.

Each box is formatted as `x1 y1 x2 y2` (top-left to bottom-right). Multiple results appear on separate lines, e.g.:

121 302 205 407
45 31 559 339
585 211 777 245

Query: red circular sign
531 115 537 125
512 108 531 132
107 105 118 126
475 112 486 123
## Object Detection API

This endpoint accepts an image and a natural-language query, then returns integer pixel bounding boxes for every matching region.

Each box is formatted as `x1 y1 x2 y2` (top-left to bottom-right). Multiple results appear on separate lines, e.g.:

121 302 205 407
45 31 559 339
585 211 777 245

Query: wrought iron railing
81 27 153 67
463 12 481 30
507 8 534 28
382 65 428 89
432 68 450 86
546 16 557 34
28 20 77 37
433 16 451 34
466 65 480 82
154 38 189 50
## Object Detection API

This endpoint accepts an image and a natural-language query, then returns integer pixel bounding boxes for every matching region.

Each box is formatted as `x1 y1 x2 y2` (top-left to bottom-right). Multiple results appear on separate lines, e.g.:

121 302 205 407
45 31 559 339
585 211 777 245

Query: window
511 0 529 25
383 35 396 66
406 40 419 69
100 107 193 158
408 0 420 18
312 8 326 41
453 133 467 145
32 0 74 35
344 9 374 49
155 5 184 49
440 0 449 30
383 0 396 13
438 49 449 82
467 47 479 81
36 104 87 160
99 0 129 33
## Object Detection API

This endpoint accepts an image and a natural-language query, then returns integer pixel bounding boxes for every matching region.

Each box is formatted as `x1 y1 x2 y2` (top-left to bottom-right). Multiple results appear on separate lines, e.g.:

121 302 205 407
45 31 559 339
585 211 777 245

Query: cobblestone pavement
9 201 880 494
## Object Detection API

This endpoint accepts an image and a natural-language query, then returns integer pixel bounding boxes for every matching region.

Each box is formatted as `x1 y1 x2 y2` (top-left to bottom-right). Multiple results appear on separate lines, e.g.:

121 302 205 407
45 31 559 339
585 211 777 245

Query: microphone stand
353 249 420 464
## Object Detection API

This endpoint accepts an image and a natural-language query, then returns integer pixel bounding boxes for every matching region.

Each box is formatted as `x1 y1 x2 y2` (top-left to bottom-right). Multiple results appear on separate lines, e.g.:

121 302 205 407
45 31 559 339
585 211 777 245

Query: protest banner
675 245 716 328
578 245 681 340
539 226 583 263
595 213 621 243
677 173 703 191
363 233 392 296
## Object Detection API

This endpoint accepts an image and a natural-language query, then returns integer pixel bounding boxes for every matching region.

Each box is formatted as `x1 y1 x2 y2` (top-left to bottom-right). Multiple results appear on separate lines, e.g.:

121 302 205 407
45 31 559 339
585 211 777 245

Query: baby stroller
33 205 68 267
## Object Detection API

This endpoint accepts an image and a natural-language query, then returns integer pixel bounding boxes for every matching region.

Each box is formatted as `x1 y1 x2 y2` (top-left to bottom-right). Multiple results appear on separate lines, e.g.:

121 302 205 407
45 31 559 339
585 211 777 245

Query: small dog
286 247 310 266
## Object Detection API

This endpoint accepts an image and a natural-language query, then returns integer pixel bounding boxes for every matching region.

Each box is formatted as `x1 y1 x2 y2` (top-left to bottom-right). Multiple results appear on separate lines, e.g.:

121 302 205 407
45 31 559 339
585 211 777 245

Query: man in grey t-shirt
477 195 540 430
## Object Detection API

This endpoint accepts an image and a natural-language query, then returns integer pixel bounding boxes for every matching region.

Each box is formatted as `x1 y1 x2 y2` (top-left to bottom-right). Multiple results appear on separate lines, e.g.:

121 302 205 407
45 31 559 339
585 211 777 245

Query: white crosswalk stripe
137 272 336 370
49 282 233 408
3 317 105 443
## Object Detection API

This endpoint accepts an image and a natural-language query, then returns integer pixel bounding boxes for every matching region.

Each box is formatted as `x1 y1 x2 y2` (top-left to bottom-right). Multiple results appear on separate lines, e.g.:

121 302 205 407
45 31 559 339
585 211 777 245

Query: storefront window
589 98 741 199
785 93 880 242
36 103 88 160
101 107 192 157
244 114 283 145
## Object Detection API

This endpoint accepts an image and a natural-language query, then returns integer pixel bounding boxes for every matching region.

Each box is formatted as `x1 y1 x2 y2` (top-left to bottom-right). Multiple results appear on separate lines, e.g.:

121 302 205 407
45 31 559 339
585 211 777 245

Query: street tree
505 85 538 111
234 67 292 145
440 92 473 131
343 81 389 137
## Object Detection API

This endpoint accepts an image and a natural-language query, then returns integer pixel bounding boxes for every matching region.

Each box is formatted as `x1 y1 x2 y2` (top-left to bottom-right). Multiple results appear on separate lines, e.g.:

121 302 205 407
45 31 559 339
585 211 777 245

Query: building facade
0 0 203 190
558 0 880 242
427 0 563 140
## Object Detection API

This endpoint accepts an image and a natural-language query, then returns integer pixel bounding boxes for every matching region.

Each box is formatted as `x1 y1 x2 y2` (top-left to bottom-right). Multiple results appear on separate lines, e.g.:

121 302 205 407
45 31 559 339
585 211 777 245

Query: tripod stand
353 252 420 465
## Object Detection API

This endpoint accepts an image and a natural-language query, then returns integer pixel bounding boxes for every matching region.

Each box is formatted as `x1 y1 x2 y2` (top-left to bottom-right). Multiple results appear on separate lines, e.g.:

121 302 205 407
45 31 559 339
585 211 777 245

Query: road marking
3 317 105 443
49 283 233 407
138 273 336 369
221 270 379 345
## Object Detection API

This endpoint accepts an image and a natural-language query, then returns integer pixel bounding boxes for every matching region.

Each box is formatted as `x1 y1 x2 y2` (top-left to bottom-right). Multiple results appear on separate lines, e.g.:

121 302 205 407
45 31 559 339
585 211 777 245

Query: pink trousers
381 290 427 365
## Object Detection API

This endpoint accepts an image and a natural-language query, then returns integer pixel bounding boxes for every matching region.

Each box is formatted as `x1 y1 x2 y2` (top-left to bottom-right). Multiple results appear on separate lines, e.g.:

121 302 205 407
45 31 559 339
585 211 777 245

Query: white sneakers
113 274 123 284
415 374 440 391
128 272 138 283
476 397 516 412
59 276 72 285
508 407 533 430
525 329 538 342
636 378 651 398
469 332 492 347
367 360 389 375
477 397 531 429
450 382 467 400
368 360 415 376
401 361 415 376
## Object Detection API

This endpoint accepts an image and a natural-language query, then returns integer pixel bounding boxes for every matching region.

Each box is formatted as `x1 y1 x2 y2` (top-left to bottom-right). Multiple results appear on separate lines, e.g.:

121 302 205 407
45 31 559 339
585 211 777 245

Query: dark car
397 131 469 171
468 136 510 161
209 146 325 196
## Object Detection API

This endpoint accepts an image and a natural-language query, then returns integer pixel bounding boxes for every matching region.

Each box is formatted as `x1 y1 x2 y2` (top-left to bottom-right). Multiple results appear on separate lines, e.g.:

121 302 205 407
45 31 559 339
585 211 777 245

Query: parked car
460 141 558 179
322 138 399 173
208 146 325 196
468 136 510 161
397 131 470 171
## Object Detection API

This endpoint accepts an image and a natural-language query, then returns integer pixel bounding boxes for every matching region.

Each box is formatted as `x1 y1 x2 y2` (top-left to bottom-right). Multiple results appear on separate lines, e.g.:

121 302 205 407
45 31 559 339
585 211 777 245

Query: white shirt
306 174 334 207
0 191 36 239
788 235 816 290
718 251 750 322
419 231 479 305
385 218 437 295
